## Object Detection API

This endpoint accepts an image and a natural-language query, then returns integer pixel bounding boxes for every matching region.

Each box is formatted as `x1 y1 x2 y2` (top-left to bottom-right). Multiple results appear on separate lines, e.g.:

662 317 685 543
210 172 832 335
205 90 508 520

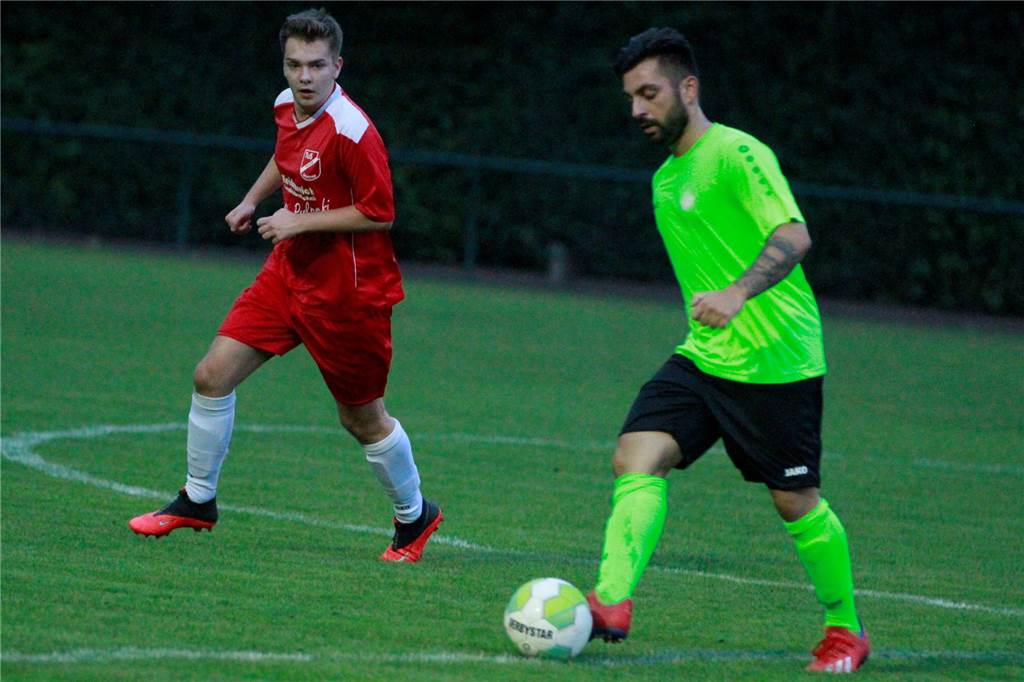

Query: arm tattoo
733 233 803 299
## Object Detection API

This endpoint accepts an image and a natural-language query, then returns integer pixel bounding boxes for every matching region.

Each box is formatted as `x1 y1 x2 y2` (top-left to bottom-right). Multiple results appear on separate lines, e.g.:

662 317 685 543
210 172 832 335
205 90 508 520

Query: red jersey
266 83 404 312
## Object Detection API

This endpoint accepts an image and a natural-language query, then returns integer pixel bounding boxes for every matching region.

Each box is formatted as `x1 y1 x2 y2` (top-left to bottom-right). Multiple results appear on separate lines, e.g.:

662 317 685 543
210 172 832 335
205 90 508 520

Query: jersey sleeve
724 137 805 237
337 126 396 223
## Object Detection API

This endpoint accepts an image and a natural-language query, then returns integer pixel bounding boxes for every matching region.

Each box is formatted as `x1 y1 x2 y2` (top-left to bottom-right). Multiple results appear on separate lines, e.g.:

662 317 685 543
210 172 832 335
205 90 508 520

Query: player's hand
691 287 747 328
256 208 304 244
225 201 256 234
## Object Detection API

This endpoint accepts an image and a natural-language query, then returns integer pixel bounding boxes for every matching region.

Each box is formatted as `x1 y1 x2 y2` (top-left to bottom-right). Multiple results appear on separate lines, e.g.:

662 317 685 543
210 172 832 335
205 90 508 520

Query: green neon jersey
651 123 826 383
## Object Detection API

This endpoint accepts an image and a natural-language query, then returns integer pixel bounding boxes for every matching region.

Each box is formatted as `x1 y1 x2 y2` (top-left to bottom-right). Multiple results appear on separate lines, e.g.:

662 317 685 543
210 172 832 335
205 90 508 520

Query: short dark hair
279 8 343 56
613 28 699 82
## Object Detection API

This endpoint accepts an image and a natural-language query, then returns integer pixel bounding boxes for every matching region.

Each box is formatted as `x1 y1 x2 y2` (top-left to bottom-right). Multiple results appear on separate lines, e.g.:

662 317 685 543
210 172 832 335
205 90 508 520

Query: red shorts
218 267 392 405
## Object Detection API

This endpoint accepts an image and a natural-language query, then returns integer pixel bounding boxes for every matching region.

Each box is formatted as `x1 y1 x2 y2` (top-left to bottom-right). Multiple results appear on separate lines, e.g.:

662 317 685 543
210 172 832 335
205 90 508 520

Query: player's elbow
365 211 392 230
784 222 812 260
798 231 812 258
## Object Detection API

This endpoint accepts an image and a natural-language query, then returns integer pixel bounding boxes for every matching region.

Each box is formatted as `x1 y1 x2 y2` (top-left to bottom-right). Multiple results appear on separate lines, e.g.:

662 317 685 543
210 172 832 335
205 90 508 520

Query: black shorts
620 354 824 490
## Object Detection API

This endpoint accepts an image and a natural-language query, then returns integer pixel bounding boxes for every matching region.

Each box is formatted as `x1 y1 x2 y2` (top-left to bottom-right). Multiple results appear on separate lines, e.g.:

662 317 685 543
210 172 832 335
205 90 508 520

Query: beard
639 98 689 148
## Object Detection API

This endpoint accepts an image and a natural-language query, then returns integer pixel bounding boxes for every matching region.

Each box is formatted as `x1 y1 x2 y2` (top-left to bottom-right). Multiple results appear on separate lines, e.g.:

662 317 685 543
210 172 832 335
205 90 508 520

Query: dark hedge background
3 2 1022 313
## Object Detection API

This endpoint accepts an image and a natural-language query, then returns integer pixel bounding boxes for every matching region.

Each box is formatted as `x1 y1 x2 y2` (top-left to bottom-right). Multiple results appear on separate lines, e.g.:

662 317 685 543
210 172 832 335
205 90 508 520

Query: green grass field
2 240 1022 680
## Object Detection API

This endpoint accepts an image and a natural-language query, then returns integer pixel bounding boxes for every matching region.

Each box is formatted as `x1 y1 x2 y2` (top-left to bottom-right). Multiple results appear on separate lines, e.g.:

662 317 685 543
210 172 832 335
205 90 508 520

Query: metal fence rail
4 117 1023 267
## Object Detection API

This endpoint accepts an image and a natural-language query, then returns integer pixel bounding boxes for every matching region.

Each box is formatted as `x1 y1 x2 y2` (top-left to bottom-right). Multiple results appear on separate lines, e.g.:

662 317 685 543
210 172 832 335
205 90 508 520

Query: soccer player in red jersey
129 8 442 562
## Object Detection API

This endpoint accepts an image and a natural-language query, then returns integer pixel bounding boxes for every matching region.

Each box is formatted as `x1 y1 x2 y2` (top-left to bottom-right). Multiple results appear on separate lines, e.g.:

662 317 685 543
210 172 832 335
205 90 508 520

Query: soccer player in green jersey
586 28 871 673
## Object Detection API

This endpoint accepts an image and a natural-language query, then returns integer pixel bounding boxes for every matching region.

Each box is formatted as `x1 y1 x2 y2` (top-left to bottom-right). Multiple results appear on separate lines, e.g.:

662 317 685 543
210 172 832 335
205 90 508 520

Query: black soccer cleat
380 499 443 562
128 488 218 536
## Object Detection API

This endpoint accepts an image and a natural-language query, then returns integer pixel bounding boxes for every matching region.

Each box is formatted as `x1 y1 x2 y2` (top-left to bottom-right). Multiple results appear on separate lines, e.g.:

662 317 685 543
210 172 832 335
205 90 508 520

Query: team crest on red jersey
300 149 322 181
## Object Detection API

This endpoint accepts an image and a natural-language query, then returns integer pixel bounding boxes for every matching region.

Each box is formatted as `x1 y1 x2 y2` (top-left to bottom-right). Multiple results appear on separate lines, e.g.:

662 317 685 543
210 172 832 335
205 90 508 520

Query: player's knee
338 410 391 445
611 432 680 478
611 449 631 477
612 445 652 477
770 487 819 522
341 420 379 444
193 358 228 397
338 413 364 441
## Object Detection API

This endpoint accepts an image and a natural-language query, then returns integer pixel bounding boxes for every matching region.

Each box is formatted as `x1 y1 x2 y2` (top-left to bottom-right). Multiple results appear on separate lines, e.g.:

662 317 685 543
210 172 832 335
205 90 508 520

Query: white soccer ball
503 577 593 659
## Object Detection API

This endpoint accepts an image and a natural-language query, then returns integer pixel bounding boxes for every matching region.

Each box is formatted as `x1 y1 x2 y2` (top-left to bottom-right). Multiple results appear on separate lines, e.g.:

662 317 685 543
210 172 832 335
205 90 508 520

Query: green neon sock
594 473 668 605
785 498 860 631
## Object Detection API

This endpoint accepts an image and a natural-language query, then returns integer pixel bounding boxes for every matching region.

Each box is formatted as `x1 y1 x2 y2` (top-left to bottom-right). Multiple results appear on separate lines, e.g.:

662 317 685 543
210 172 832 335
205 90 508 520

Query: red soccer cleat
806 623 871 673
128 489 217 537
380 499 443 562
587 591 633 642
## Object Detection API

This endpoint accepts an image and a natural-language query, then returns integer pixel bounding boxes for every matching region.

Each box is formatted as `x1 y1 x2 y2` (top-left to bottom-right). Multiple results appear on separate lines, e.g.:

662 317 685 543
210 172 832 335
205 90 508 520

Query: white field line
2 424 1021 619
17 421 1017 476
421 433 1024 478
0 425 492 552
2 646 1021 667
0 648 532 666
1 648 313 664
647 567 1024 617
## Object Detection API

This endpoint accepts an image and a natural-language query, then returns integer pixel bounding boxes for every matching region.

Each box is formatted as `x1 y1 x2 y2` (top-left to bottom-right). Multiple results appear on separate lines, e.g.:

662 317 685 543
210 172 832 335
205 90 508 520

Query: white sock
363 419 423 523
184 391 236 504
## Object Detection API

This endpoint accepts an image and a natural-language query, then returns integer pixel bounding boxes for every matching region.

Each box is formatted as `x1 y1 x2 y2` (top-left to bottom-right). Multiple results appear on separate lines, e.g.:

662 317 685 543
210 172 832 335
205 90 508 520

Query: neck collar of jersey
671 122 718 160
294 84 342 130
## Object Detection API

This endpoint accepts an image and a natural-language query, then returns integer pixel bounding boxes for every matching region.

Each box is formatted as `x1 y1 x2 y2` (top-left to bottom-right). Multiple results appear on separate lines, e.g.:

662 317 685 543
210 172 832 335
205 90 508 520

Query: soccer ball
503 577 592 659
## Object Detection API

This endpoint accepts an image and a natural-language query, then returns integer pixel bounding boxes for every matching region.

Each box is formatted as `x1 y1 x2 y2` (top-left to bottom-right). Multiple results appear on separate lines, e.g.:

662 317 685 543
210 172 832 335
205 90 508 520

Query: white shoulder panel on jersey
326 95 370 143
275 89 294 107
